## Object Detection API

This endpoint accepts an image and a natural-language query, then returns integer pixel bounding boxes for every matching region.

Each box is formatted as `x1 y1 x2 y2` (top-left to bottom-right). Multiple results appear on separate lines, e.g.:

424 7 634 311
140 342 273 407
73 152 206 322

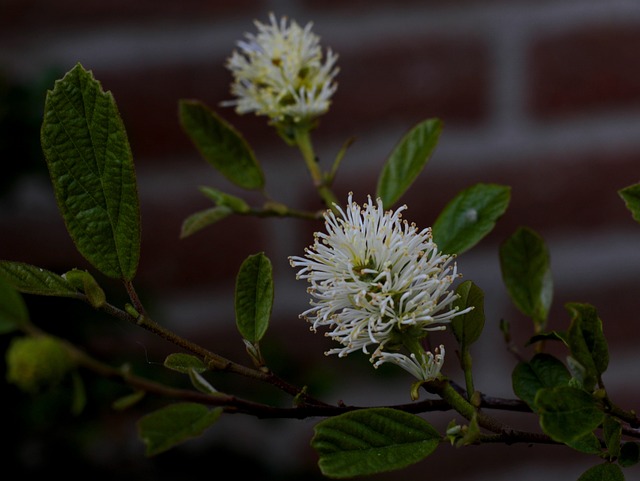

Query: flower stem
294 127 340 211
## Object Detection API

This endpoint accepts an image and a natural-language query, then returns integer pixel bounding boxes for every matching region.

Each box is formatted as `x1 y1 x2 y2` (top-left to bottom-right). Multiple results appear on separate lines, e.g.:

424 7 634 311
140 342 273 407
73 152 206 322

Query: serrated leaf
432 183 510 255
179 99 264 190
499 226 553 328
164 353 207 374
376 119 441 209
619 183 640 224
199 186 250 213
566 303 609 391
451 281 485 347
512 353 571 410
40 63 140 280
235 252 273 343
311 407 441 478
577 463 624 481
180 205 232 238
535 386 604 444
0 260 79 297
0 274 29 333
137 402 222 456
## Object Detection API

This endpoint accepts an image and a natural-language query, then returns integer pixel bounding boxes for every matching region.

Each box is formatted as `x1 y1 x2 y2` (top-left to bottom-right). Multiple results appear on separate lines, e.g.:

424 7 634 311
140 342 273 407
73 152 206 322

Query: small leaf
499 226 553 328
566 432 603 455
180 206 232 238
512 353 571 409
112 390 146 411
376 119 442 209
179 99 264 190
566 303 609 391
62 269 105 308
0 261 78 297
577 463 624 481
535 386 604 444
235 252 273 343
137 402 222 456
199 186 250 213
603 415 622 459
41 63 140 280
311 408 441 478
188 368 217 394
451 281 485 347
432 183 510 255
0 274 29 333
164 353 207 374
619 183 640 224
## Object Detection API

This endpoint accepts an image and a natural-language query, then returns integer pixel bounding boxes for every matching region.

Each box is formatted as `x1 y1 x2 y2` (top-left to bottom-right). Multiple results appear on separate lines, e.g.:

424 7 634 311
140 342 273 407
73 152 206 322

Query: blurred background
2 0 640 479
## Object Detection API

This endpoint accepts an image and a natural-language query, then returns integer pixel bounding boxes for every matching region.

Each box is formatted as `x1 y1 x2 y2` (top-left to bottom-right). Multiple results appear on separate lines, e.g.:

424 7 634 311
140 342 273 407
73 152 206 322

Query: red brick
1 0 264 32
317 33 490 142
529 23 640 119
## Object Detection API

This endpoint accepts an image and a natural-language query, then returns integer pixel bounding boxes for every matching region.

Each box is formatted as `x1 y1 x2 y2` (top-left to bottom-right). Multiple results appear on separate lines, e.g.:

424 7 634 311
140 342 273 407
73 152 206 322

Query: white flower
223 13 339 124
289 193 472 380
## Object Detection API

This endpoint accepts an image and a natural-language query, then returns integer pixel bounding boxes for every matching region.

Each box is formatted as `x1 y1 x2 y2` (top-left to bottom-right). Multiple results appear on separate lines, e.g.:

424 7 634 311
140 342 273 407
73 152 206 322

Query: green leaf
199 186 250 213
41 63 140 280
451 281 485 347
163 353 207 374
512 353 571 409
577 463 624 481
566 303 609 390
137 402 222 456
620 442 640 467
432 183 510 255
499 226 553 328
179 99 264 190
376 119 442 209
234 252 273 343
311 407 441 478
63 269 105 308
535 386 604 444
566 432 603 455
0 274 29 333
619 183 640 224
112 390 146 411
603 415 622 459
0 261 78 297
188 369 217 394
180 206 232 239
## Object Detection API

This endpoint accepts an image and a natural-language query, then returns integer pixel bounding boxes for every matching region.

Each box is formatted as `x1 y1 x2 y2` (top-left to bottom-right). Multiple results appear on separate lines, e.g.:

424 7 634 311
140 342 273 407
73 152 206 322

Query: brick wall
2 1 640 479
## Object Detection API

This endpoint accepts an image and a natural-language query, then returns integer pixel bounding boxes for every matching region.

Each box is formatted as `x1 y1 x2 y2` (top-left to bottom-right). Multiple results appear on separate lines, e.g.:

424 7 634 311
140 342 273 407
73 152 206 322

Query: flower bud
6 336 73 393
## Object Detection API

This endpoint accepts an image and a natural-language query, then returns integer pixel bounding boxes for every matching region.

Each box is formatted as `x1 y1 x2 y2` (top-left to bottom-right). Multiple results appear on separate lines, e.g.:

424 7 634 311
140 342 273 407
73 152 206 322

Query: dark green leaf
112 390 145 411
619 183 640 224
535 386 604 444
180 206 232 238
179 99 264 190
603 416 622 459
41 63 140 280
164 353 207 374
451 281 485 347
376 119 442 209
526 330 568 346
432 183 510 255
512 353 571 409
566 432 603 455
138 402 222 456
566 303 609 390
311 407 441 478
0 274 29 333
577 463 624 481
620 442 640 467
499 226 553 328
235 252 273 343
0 260 78 297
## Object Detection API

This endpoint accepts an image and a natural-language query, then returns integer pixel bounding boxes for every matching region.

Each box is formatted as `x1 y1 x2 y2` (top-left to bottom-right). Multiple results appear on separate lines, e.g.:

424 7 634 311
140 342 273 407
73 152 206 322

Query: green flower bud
5 336 73 393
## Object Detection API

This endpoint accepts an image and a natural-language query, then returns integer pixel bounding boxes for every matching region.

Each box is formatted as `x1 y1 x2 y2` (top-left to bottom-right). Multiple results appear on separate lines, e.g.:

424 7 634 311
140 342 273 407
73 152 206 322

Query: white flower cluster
223 13 339 124
290 194 471 381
